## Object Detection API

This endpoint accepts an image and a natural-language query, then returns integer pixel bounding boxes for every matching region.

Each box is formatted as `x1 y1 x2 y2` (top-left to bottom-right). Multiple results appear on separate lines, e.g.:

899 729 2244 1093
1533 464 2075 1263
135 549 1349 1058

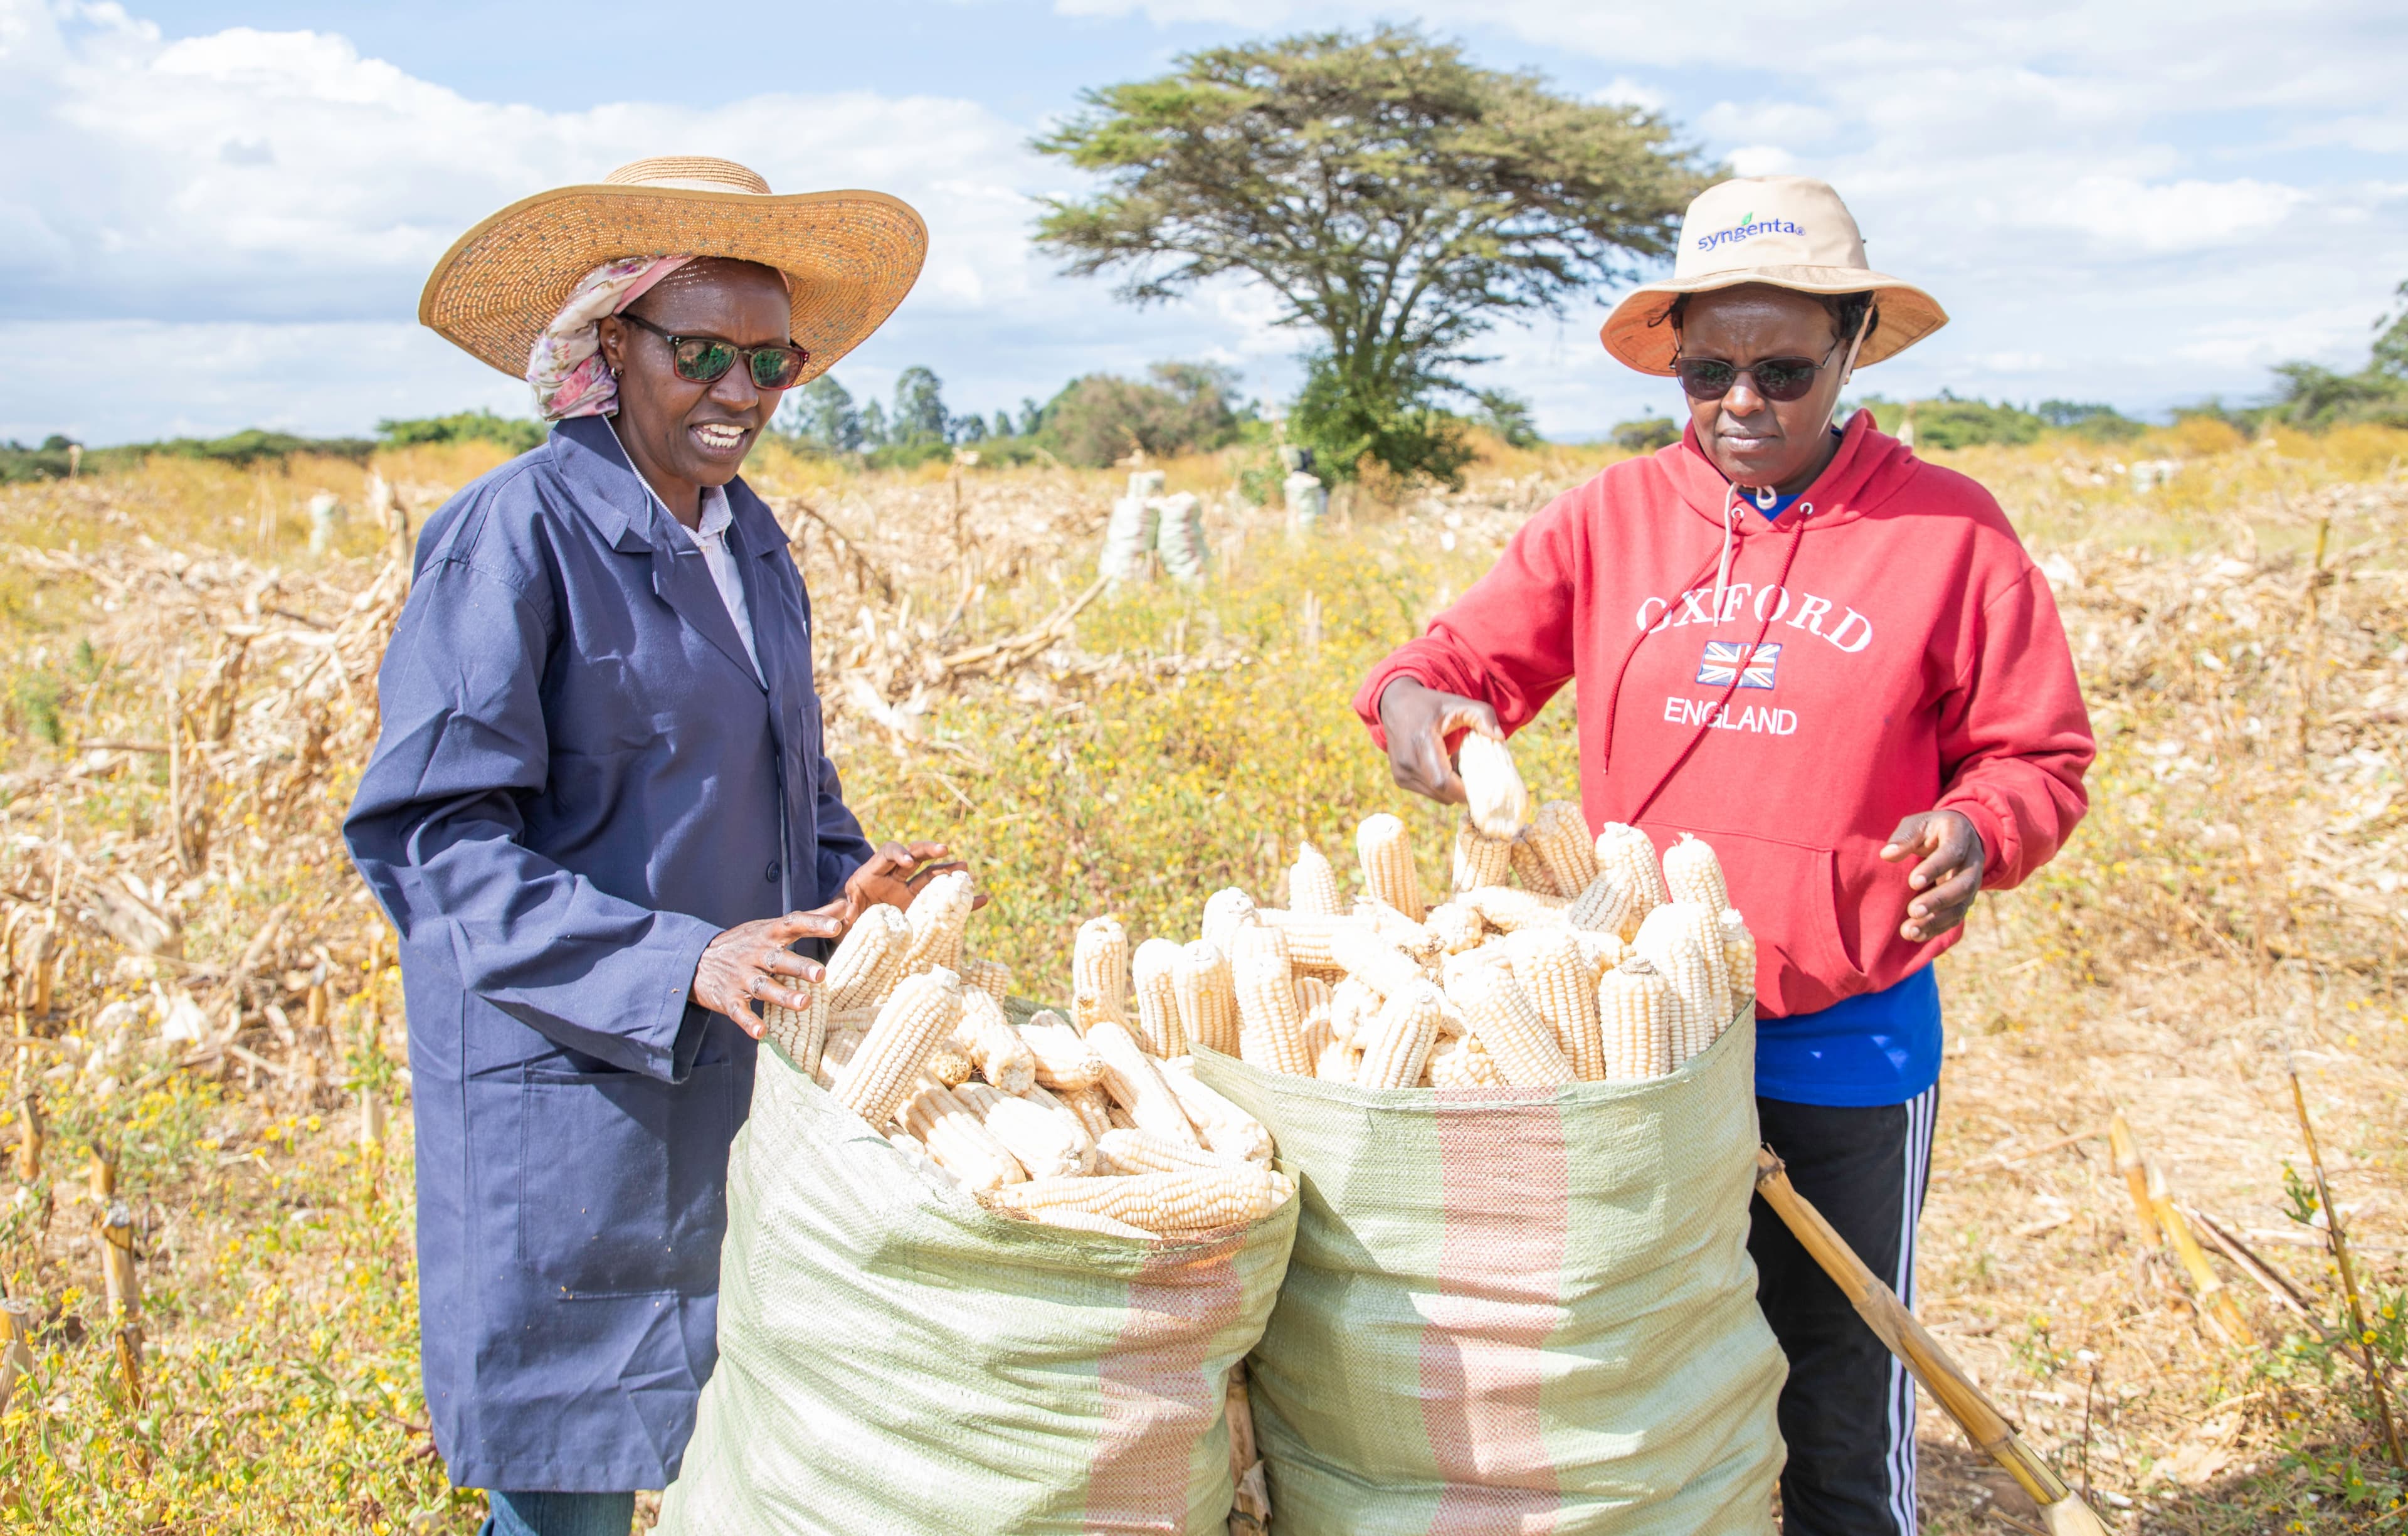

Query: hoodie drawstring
1712 486 1741 620
1621 506 1814 827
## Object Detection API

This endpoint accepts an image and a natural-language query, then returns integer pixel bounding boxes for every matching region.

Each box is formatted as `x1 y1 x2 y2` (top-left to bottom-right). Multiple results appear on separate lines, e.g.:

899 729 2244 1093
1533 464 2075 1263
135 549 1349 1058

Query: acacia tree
1034 25 1714 483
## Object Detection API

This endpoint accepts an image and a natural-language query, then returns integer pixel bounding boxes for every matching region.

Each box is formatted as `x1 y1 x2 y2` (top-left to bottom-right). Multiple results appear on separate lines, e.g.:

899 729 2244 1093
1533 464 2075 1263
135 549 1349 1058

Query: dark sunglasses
618 312 809 389
1672 338 1842 404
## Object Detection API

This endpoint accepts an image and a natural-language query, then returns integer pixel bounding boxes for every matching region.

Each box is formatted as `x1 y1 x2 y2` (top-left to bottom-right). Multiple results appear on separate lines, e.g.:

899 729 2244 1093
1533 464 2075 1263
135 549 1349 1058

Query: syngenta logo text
1696 211 1803 253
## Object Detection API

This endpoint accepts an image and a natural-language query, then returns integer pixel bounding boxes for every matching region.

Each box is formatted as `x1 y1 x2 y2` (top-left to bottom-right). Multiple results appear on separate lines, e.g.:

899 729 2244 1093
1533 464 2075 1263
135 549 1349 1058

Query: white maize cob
1457 886 1570 933
838 968 964 1128
988 1168 1291 1237
1719 908 1758 1021
1020 1012 1105 1091
1354 898 1439 955
1288 843 1344 917
926 1047 974 1088
959 956 1011 1000
1314 1034 1359 1081
823 904 912 1012
1571 929 1630 982
1160 1057 1276 1165
1565 869 1645 943
1508 927 1605 1083
1096 1126 1245 1176
1634 901 1729 1064
900 1081 1026 1192
1257 910 1376 971
1428 1032 1505 1089
957 1080 1094 1178
950 988 1037 1094
1662 832 1730 914
1529 801 1600 895
1509 829 1563 897
1355 980 1443 1089
1593 824 1668 940
1328 927 1429 1001
1452 818 1515 894
901 870 976 977
761 977 830 1078
1201 887 1260 956
813 1027 863 1091
1423 899 1486 955
1173 941 1239 1057
1356 813 1425 923
1086 1019 1203 1147
1072 916 1131 1030
1062 1084 1117 1142
1022 1207 1159 1241
1294 975 1334 1062
1231 925 1314 1076
1328 976 1377 1046
1107 1104 1139 1133
1455 731 1531 839
1452 963 1574 1087
1131 937 1188 1057
1015 1083 1102 1164
1598 958 1676 1080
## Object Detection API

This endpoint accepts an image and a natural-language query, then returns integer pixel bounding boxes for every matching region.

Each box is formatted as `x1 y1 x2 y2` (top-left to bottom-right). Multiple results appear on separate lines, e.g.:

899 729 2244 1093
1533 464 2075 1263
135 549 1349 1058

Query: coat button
764 860 781 883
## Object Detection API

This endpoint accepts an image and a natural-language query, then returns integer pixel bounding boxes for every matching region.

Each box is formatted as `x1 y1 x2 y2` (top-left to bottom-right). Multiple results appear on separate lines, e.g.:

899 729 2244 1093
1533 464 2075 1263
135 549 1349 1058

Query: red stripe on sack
1421 1092 1571 1533
1087 1233 1247 1534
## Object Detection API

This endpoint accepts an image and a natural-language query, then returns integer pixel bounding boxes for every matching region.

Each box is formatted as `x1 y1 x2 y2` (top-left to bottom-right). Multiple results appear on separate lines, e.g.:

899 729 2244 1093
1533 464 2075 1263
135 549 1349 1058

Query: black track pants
1749 1087 1938 1536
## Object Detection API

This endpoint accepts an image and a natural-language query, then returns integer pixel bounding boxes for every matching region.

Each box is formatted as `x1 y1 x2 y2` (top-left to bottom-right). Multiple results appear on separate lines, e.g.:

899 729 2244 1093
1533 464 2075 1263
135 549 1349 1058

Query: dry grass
0 423 2402 1532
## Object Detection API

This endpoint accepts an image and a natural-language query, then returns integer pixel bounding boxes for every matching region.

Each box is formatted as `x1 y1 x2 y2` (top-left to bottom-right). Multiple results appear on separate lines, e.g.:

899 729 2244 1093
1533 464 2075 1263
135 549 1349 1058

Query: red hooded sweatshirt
1353 410 2093 1019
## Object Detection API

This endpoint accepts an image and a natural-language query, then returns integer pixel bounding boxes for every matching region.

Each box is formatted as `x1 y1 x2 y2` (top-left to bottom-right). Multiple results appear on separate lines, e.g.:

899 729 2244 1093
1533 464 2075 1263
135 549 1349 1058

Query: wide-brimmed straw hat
1601 176 1946 375
420 156 927 386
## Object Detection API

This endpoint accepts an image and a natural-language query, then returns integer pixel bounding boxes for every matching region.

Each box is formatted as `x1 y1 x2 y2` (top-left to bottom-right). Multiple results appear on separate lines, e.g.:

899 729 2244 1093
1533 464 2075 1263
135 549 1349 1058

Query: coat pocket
519 1059 736 1297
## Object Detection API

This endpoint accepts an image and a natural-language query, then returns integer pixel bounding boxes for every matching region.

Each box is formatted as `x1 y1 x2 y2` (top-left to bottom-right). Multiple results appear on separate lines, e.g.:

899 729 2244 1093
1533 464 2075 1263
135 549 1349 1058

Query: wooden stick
13 1085 38 1184
1755 1148 2110 1536
2185 1205 2320 1330
87 1144 115 1203
2284 1050 2407 1474
0 1299 34 1415
2147 1162 2256 1348
359 1088 386 1153
2108 1113 2162 1248
100 1200 139 1324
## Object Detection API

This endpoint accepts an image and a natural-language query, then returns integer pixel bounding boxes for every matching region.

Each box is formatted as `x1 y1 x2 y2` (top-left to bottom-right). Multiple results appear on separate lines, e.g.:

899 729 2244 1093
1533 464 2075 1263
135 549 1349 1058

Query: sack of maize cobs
1189 742 1788 1534
658 874 1299 1536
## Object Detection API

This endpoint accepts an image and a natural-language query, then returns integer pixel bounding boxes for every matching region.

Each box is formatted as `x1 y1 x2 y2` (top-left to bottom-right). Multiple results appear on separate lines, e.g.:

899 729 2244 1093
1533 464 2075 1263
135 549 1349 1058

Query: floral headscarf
524 255 694 420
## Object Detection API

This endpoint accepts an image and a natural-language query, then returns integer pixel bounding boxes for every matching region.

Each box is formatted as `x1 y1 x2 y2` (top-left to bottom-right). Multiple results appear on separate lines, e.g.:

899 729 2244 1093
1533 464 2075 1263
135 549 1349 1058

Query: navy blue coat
344 415 872 1492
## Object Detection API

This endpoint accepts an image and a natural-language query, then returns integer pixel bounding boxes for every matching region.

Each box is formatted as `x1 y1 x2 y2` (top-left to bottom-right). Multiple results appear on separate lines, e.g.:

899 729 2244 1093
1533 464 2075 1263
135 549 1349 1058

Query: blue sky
3 0 2404 445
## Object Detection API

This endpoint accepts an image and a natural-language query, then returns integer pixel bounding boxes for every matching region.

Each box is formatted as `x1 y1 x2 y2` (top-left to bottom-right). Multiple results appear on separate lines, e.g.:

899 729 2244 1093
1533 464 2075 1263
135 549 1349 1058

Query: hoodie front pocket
1640 822 1869 1018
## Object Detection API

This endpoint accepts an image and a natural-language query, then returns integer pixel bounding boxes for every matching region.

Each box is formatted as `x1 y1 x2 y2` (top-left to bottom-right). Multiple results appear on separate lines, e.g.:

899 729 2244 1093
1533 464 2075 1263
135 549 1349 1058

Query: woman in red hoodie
1356 176 2093 1535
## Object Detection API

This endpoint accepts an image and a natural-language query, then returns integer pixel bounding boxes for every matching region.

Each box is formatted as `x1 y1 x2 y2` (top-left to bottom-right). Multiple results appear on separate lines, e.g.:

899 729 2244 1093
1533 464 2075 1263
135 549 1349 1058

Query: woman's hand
1376 678 1502 806
1880 810 1985 942
825 840 981 925
692 911 847 1039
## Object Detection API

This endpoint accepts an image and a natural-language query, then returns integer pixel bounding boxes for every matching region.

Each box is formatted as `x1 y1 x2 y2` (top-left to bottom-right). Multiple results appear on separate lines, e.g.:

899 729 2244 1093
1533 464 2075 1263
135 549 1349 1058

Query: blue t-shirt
1755 965 1943 1107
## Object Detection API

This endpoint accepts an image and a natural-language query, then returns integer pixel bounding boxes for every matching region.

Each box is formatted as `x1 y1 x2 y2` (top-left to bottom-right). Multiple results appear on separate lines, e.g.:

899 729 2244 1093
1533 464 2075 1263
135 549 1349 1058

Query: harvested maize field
0 418 2404 1532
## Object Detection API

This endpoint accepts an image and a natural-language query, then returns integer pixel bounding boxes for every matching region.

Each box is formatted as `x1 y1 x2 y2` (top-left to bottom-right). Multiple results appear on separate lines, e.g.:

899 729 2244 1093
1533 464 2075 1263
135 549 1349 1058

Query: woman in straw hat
346 157 956 1533
1356 176 2094 1533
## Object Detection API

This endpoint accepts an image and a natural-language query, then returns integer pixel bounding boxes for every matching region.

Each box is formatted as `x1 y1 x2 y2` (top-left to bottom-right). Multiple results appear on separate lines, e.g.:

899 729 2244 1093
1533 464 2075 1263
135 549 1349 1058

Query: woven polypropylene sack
659 1046 1299 1535
1194 1009 1782 1535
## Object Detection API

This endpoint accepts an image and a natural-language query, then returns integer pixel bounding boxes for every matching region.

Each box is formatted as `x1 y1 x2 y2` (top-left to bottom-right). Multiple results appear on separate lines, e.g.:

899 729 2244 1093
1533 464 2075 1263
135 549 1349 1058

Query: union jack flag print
1696 640 1781 689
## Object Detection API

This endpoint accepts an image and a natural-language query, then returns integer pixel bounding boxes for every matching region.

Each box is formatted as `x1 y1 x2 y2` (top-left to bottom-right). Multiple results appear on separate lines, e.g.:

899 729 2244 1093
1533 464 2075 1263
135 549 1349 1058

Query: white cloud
4 0 2405 443
0 0 1298 442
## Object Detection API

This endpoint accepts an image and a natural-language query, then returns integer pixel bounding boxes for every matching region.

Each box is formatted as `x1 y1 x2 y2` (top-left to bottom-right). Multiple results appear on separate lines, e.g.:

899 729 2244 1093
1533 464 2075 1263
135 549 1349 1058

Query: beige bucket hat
1600 175 1946 375
420 156 927 386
